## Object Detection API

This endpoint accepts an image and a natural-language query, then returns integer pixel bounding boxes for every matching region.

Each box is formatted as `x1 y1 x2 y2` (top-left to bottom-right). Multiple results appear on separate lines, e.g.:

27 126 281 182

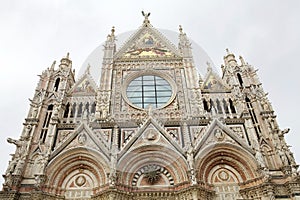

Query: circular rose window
126 75 173 109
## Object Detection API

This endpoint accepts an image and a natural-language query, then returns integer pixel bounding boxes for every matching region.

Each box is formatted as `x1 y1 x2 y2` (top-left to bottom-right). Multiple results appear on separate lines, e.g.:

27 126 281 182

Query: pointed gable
68 66 97 96
50 122 110 161
193 119 253 157
114 25 181 61
119 117 184 159
201 67 230 93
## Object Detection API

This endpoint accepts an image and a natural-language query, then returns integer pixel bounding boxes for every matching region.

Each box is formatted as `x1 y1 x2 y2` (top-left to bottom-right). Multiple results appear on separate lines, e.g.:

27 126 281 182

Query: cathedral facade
1 14 300 200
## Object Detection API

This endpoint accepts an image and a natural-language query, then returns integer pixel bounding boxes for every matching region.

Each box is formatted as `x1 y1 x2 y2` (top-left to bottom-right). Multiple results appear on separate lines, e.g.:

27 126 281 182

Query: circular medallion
218 170 229 181
75 175 86 187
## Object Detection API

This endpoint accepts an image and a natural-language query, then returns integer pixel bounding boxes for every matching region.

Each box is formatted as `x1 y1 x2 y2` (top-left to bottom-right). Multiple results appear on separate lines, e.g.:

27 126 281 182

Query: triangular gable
68 66 97 96
118 117 184 159
50 122 110 161
194 119 253 156
114 25 181 60
201 68 230 93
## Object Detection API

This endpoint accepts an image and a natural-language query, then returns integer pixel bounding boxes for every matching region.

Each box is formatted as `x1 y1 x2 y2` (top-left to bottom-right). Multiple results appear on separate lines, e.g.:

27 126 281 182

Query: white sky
0 0 299 186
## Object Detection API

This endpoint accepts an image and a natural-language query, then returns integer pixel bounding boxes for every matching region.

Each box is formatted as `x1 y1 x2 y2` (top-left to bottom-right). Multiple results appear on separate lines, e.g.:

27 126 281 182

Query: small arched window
91 102 96 114
54 78 60 92
77 103 83 117
85 102 90 115
237 73 243 87
64 103 70 118
70 103 76 118
229 99 236 113
40 104 53 143
223 99 229 114
203 99 209 111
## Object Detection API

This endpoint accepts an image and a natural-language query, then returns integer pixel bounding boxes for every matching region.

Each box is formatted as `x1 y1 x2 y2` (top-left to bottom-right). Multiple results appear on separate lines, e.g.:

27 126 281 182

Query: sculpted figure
186 147 197 184
37 155 48 174
14 159 25 175
186 147 195 170
255 148 266 169
23 125 32 139
109 152 117 186
31 106 38 118
283 146 296 165
277 147 289 166
53 104 60 117
5 158 18 176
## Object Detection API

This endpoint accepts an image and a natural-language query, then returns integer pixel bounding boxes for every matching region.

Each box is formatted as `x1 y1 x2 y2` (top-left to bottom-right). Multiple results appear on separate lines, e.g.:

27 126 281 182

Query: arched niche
45 147 109 198
195 144 258 200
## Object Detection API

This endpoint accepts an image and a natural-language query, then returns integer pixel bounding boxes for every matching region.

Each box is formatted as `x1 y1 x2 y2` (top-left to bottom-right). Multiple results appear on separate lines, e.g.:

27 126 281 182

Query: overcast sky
0 0 299 186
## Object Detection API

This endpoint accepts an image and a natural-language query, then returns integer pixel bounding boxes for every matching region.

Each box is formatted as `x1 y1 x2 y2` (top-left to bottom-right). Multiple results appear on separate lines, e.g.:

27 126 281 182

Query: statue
277 147 289 166
261 97 271 111
36 155 48 174
30 106 38 118
186 147 197 184
22 125 32 139
283 145 296 165
14 159 25 175
254 148 266 169
186 147 195 170
141 11 151 24
214 129 224 141
34 174 46 190
53 104 60 117
5 158 18 176
109 152 118 186
291 165 299 177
